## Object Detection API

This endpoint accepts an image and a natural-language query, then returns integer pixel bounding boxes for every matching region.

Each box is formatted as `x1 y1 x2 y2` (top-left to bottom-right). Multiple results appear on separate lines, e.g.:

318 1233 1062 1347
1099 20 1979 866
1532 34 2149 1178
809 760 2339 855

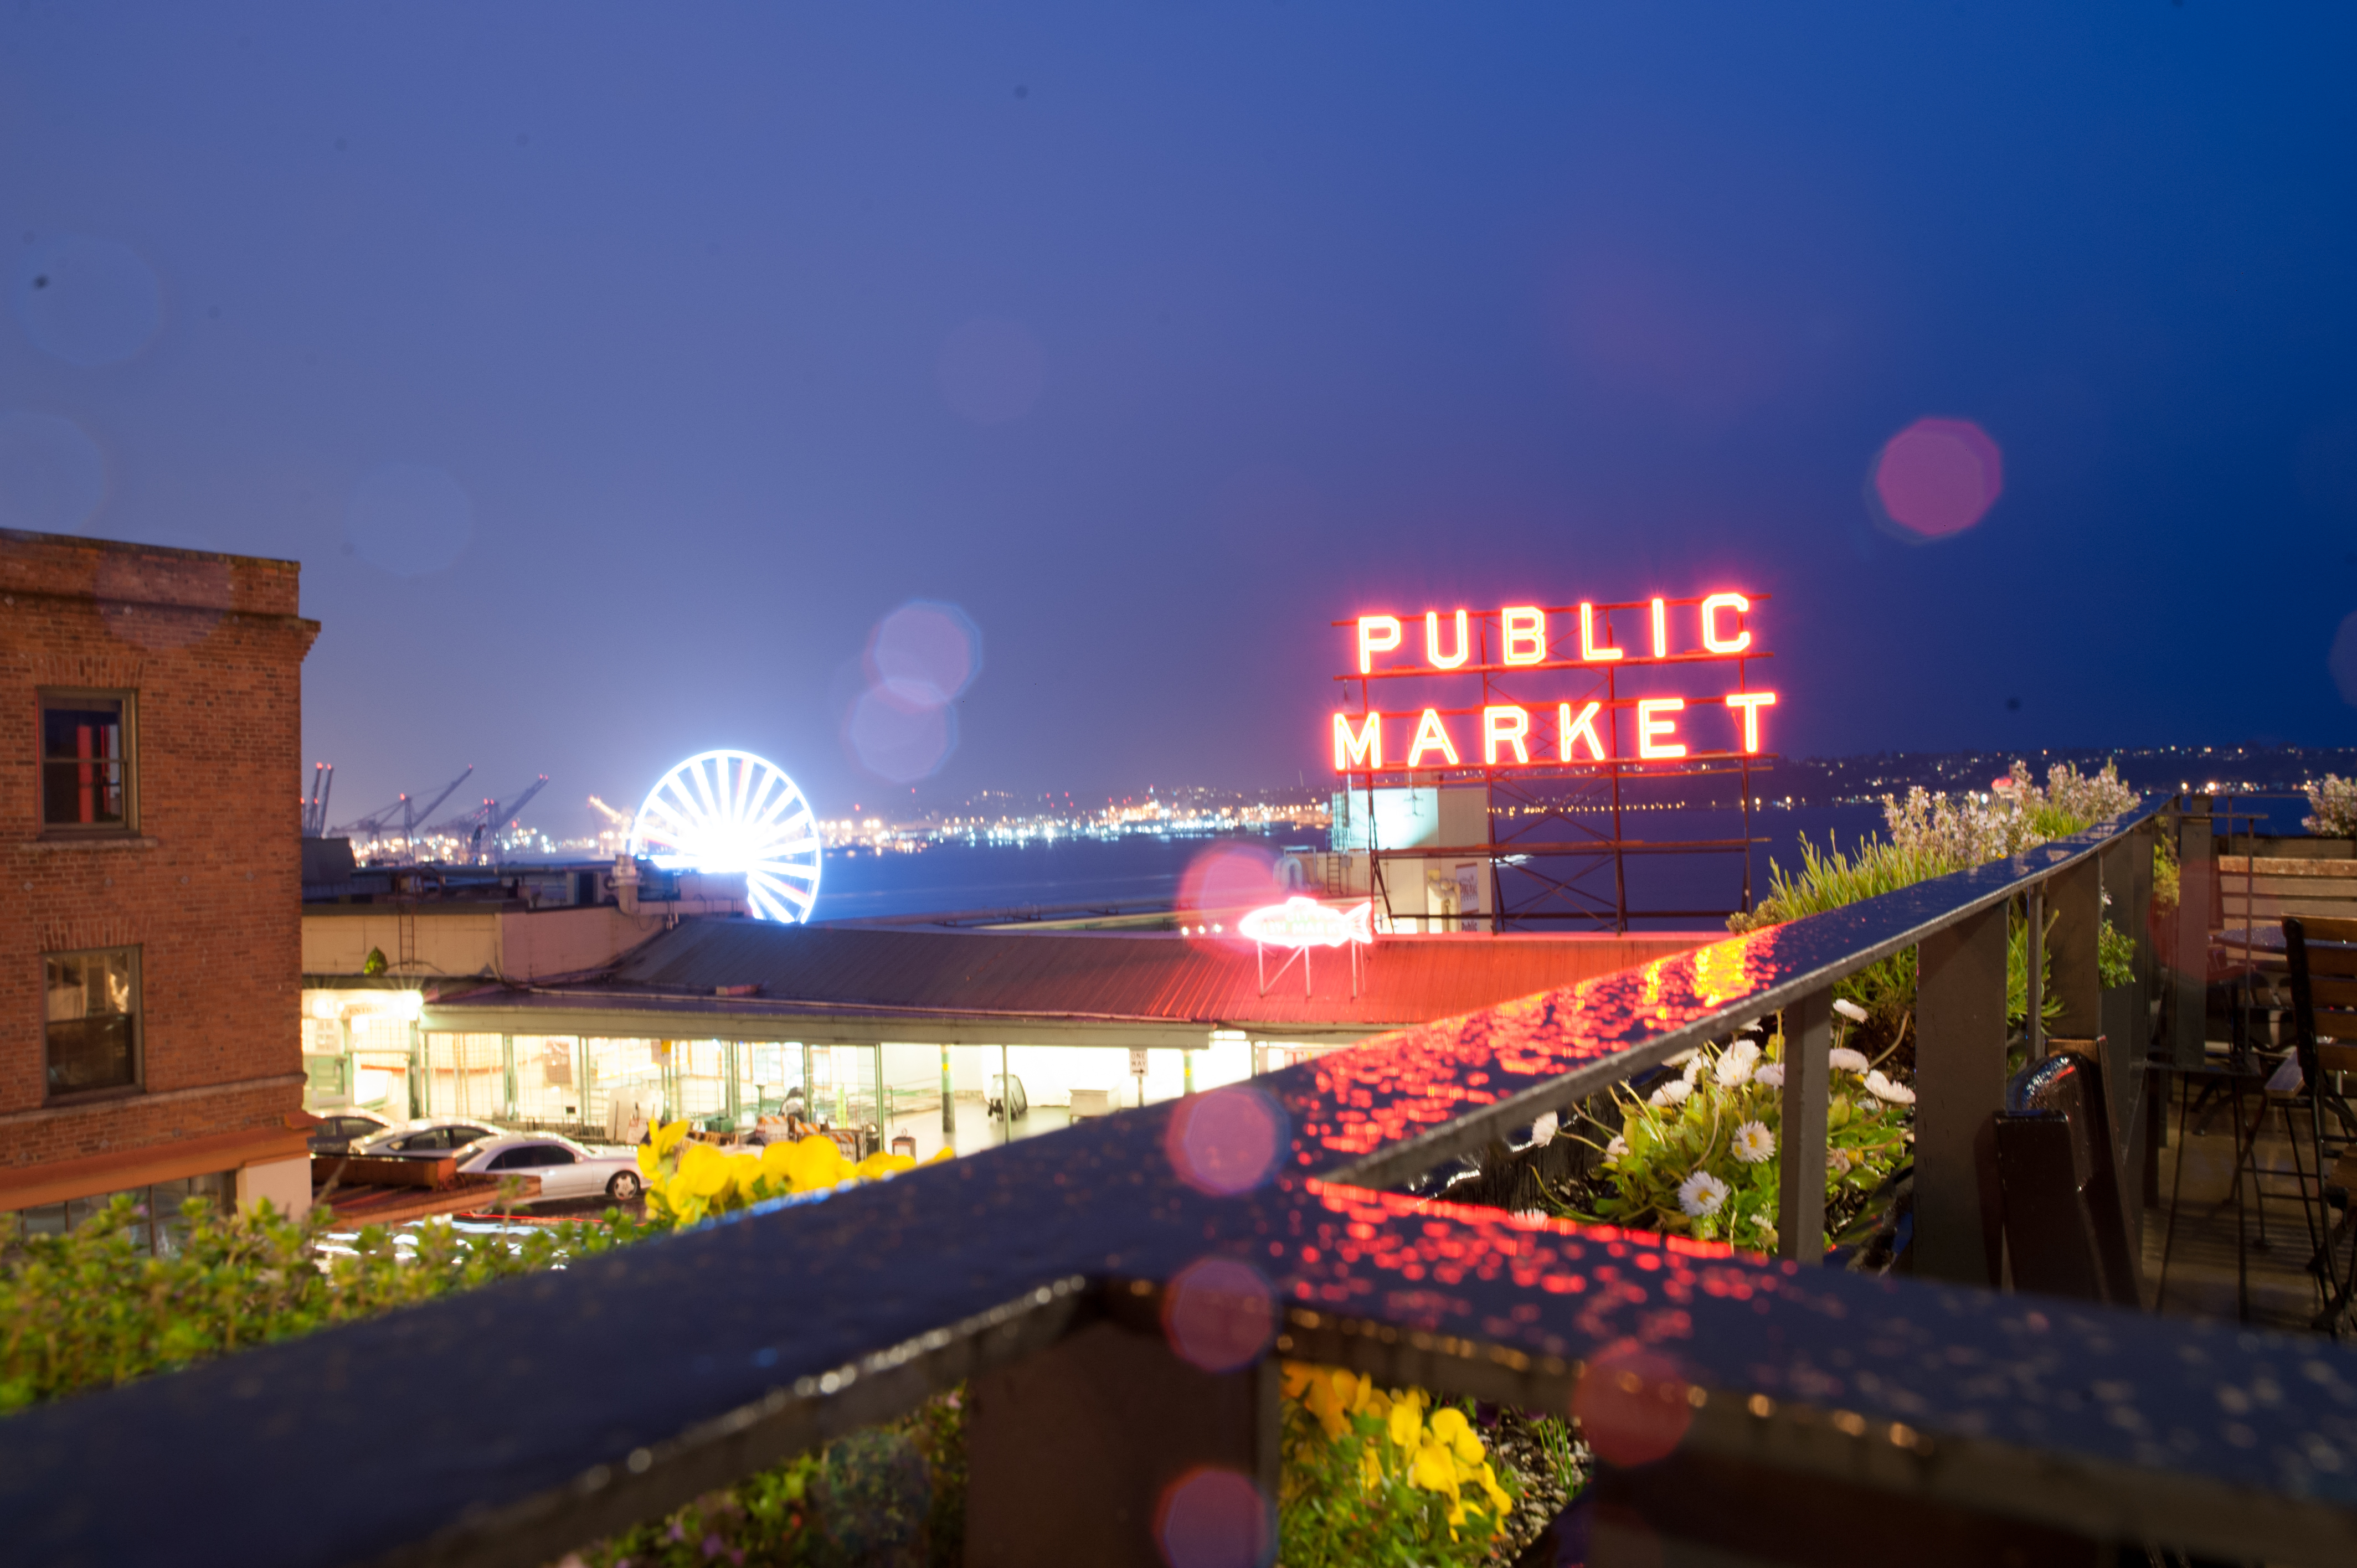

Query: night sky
4 5 2354 835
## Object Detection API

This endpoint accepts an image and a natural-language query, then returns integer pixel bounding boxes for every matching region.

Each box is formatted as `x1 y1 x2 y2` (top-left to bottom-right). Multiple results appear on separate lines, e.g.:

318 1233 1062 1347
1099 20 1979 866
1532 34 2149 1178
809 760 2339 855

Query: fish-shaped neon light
1235 897 1375 948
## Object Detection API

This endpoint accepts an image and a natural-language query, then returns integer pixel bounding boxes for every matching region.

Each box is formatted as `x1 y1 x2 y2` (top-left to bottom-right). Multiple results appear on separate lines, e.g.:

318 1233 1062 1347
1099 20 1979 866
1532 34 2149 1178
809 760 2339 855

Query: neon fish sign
1236 897 1376 949
1331 592 1776 773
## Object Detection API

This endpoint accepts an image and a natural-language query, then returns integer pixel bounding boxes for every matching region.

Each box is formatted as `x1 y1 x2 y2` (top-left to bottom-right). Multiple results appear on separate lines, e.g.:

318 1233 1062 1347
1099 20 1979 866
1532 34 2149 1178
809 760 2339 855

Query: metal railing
7 800 2356 1567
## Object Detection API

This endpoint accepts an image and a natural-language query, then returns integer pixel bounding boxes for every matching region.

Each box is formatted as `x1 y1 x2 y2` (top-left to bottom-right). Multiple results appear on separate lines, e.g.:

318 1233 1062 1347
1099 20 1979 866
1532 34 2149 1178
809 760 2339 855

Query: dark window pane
486 1148 526 1170
537 1146 576 1166
40 703 126 827
45 950 137 1095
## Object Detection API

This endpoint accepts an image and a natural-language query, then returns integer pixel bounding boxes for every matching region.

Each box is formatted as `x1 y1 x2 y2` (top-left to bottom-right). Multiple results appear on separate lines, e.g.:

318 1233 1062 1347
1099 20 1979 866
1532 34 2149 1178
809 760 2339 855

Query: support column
2047 855 2104 1045
1777 991 1831 1262
941 1043 955 1143
724 1040 740 1126
501 1034 517 1121
966 1313 1278 1567
2171 796 2212 1066
1914 902 2007 1286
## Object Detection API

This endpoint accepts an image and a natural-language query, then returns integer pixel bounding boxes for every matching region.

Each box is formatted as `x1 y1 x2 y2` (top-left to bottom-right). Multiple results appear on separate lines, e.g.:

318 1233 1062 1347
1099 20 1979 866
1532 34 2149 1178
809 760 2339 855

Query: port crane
301 764 335 838
425 776 553 863
328 765 476 862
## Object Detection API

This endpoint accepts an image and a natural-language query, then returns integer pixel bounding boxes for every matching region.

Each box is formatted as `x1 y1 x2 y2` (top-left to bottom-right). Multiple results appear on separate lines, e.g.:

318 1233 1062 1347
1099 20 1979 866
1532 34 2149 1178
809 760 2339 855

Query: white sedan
455 1134 645 1204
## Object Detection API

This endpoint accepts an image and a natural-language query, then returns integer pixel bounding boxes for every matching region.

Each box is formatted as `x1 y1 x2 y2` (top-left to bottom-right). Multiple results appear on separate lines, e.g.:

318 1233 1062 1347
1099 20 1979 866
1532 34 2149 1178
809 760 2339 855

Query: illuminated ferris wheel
627 750 822 924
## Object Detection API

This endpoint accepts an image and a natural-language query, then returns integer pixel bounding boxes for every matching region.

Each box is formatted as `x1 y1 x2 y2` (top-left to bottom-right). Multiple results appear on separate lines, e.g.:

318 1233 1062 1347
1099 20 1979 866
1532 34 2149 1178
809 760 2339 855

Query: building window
39 691 134 832
45 947 141 1097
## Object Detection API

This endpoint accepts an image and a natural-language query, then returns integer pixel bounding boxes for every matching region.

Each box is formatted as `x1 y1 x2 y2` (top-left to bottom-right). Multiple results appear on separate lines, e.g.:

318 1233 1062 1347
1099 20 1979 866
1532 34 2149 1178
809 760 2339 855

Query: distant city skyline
4 5 2353 835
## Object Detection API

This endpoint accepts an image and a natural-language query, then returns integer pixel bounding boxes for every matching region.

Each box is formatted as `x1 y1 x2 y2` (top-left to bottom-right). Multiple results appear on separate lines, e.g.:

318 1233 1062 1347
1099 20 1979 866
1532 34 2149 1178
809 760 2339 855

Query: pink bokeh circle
1571 1340 1692 1467
1870 417 2003 540
1164 1085 1284 1196
1160 1256 1278 1374
1154 1465 1274 1568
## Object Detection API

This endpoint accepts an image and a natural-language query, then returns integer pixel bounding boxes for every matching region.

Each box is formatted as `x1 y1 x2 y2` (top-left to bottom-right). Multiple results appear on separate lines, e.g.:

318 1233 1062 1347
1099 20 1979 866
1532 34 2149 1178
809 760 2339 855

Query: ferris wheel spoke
629 750 823 925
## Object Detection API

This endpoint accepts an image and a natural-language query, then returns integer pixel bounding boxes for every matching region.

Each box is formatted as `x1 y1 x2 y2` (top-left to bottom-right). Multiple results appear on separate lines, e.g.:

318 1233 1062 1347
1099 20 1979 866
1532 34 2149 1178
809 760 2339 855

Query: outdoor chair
1995 1051 2141 1307
2282 915 2357 1332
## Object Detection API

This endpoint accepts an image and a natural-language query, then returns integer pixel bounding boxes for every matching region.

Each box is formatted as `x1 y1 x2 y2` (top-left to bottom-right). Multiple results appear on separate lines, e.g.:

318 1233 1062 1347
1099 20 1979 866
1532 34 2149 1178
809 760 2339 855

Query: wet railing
8 801 2357 1567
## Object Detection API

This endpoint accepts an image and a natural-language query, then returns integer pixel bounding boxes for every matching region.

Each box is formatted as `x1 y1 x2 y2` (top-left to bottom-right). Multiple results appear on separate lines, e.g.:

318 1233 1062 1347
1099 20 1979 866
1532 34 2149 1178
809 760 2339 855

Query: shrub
2307 774 2357 838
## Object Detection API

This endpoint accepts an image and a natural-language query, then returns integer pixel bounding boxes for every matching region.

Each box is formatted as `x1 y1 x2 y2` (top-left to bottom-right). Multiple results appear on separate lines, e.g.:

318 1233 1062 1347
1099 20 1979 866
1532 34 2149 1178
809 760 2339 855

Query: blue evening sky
3 4 2353 831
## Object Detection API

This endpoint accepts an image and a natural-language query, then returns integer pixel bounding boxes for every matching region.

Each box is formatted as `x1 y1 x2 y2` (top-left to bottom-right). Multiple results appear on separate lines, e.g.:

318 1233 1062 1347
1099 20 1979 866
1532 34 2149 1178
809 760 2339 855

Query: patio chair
1995 1051 2141 1307
2282 915 2357 1330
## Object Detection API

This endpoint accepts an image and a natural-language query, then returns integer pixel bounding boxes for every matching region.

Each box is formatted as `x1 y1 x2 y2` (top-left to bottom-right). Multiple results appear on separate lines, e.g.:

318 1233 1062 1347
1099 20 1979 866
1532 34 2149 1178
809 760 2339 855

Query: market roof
420 917 1713 1043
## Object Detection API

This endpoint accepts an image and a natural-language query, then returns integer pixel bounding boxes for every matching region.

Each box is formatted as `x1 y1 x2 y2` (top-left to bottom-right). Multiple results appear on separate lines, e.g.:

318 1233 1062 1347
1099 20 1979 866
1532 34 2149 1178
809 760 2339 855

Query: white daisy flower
1605 1134 1629 1160
1650 1079 1693 1108
1531 1111 1560 1147
1754 1062 1785 1089
1677 1170 1730 1216
1756 1221 1779 1252
1832 998 1870 1024
1864 1070 1916 1105
1828 1047 1871 1074
1732 1121 1775 1164
1682 1054 1707 1085
1714 1044 1758 1089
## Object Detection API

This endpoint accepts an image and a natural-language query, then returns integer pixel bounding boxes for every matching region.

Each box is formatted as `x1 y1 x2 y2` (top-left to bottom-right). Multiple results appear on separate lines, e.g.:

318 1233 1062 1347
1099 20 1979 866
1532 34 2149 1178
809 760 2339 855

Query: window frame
36 688 138 837
42 943 144 1103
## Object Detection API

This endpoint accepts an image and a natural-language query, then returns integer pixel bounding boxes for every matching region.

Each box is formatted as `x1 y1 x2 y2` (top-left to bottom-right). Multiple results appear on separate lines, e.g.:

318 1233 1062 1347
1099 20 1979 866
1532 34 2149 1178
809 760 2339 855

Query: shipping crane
426 776 553 864
301 764 335 838
330 765 475 863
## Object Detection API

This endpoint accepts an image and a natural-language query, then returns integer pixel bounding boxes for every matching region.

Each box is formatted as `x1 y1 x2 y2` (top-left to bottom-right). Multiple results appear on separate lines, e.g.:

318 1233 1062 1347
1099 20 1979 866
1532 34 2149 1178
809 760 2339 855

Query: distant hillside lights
1332 592 1778 773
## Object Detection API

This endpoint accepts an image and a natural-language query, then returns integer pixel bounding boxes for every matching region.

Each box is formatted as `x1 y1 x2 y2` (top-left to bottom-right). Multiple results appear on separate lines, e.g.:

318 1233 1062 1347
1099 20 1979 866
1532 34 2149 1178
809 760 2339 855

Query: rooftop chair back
2283 915 2357 1081
1995 1051 2141 1307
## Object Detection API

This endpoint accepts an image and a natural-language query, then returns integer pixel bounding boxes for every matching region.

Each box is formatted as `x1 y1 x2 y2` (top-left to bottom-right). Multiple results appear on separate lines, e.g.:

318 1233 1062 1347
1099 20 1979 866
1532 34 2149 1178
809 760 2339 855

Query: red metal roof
482 919 1715 1031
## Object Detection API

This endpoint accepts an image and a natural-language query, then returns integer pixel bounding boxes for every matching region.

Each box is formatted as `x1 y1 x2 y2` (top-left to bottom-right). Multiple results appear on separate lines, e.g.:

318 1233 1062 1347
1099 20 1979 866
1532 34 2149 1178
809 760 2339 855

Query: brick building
0 529 318 1240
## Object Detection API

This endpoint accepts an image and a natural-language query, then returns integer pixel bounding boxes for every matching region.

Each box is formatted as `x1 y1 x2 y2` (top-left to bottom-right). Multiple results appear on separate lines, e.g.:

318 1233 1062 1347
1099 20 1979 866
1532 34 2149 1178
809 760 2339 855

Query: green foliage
1728 834 1932 1033
0 1195 648 1414
1550 1036 1911 1254
2098 919 2137 991
571 1391 967 1568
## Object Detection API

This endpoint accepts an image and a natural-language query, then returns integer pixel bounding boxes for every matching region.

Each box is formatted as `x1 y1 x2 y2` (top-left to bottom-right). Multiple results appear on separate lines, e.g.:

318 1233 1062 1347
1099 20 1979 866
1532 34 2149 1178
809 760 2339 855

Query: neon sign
1236 898 1374 997
1330 592 1776 775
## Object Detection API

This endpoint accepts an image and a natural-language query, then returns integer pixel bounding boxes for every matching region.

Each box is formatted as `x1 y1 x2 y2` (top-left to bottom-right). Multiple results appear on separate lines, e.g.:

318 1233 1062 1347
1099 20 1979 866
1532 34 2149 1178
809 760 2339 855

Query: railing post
966 1303 1280 1566
1913 901 2007 1286
2047 854 2104 1044
1777 990 1831 1262
2171 795 2212 1067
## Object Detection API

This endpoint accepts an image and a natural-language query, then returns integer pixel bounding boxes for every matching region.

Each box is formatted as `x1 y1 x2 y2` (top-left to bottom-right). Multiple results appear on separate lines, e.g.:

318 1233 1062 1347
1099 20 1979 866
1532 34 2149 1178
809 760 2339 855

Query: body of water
813 801 1892 930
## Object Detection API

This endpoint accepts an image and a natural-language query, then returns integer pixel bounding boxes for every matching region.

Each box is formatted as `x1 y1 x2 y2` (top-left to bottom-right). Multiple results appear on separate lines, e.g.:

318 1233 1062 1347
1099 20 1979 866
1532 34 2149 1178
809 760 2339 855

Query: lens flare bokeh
1154 1464 1274 1568
1160 1256 1278 1374
1164 1085 1285 1197
1176 842 1283 939
1868 416 2003 541
1571 1340 1693 1466
2330 610 2357 709
845 599 983 782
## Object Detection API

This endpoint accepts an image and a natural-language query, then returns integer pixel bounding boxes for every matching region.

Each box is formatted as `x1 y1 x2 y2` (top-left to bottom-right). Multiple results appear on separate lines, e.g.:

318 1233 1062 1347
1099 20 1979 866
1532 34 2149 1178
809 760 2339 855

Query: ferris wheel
626 750 823 924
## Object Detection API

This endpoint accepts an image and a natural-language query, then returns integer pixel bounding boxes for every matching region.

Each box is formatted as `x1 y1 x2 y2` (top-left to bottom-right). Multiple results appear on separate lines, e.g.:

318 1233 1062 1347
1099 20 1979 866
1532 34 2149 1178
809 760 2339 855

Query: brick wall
0 529 318 1186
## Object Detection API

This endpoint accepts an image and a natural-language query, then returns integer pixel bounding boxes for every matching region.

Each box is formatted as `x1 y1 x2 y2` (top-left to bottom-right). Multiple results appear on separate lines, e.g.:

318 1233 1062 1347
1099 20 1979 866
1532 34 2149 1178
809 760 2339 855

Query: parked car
455 1134 645 1204
348 1117 505 1159
307 1110 393 1155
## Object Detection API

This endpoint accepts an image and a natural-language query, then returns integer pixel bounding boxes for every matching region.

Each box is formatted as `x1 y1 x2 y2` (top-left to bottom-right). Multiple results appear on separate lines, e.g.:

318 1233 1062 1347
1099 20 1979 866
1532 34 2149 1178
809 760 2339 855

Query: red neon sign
1328 592 1776 775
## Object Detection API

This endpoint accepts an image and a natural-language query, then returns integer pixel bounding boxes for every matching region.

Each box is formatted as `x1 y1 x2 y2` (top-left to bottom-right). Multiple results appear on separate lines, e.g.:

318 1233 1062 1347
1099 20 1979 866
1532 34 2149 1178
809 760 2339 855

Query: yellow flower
1478 1460 1512 1520
1280 1362 1316 1401
1428 1407 1470 1449
635 1144 661 1179
1358 1442 1383 1493
677 1143 732 1198
1387 1396 1423 1451
781 1135 847 1192
1411 1440 1460 1499
925 1146 955 1163
853 1151 916 1180
652 1119 689 1157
